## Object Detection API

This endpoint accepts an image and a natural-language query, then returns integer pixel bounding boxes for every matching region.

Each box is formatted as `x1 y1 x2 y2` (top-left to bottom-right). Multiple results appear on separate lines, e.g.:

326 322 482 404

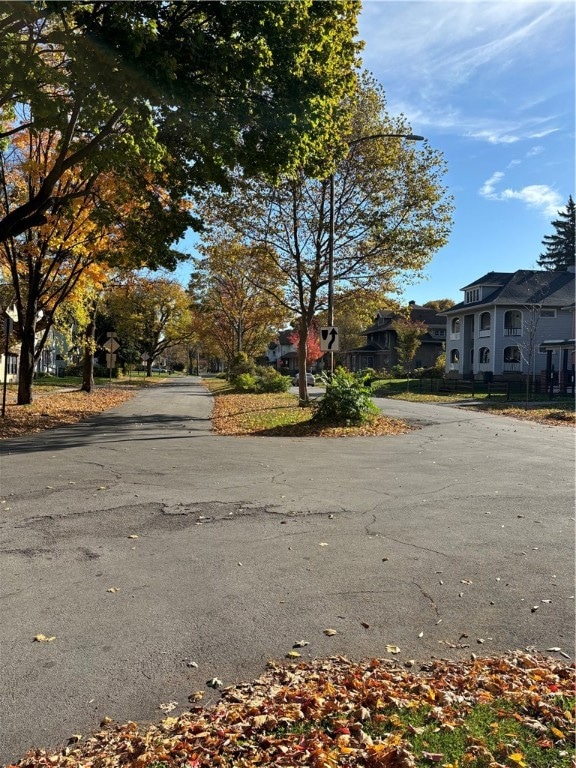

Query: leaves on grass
13 652 574 768
211 392 413 437
1 388 136 440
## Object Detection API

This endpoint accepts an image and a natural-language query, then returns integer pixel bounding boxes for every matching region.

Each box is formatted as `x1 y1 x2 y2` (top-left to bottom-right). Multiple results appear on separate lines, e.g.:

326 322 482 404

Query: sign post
103 334 120 385
1 315 14 417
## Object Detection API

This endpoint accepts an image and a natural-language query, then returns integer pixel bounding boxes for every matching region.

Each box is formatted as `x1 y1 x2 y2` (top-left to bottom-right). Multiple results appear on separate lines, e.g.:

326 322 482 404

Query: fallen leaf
418 631 424 638
319 542 329 547
386 644 401 654
324 628 337 636
460 579 473 584
127 534 138 539
159 701 178 713
550 726 566 739
292 640 309 648
33 634 55 642
286 650 301 658
206 678 223 689
360 622 370 629
422 751 444 761
187 661 199 668
188 691 204 702
67 735 82 744
106 587 120 593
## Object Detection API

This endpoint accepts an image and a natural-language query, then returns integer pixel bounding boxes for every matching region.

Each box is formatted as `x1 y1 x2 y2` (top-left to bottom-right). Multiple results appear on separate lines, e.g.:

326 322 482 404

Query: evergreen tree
537 196 575 270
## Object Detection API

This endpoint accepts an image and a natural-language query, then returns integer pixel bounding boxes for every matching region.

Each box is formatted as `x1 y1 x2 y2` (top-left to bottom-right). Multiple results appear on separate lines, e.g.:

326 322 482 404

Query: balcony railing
504 327 521 336
503 362 521 372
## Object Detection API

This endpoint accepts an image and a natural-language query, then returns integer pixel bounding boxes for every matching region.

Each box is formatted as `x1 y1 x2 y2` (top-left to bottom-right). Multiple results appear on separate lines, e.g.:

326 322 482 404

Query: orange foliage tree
0 126 189 404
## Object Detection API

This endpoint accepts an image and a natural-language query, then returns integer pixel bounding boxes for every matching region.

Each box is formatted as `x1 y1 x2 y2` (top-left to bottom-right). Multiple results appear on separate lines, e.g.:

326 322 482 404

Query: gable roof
361 305 446 334
447 270 575 312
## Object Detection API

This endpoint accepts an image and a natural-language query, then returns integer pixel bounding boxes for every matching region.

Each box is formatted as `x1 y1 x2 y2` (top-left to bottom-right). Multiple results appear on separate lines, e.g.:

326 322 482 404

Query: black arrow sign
328 328 337 350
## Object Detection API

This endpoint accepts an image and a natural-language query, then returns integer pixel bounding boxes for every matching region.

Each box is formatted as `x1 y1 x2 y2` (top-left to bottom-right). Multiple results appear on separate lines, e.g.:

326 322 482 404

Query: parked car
292 371 315 386
151 366 167 373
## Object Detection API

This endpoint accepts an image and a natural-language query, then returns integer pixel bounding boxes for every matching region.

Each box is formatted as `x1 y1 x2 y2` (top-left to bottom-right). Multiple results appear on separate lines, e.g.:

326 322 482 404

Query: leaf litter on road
11 651 574 768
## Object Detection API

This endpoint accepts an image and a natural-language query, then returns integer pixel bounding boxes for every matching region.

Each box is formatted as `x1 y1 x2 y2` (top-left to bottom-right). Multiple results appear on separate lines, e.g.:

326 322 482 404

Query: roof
361 305 446 334
446 270 575 312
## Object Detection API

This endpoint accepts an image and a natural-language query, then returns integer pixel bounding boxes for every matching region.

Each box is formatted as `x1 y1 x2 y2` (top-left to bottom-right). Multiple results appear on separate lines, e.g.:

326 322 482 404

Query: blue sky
176 0 574 305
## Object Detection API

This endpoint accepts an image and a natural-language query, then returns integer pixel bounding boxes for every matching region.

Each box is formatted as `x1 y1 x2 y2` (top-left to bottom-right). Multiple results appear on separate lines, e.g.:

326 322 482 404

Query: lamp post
327 133 424 372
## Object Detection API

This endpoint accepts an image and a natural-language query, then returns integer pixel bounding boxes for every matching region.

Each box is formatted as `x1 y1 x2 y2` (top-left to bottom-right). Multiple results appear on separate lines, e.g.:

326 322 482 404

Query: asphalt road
0 377 574 764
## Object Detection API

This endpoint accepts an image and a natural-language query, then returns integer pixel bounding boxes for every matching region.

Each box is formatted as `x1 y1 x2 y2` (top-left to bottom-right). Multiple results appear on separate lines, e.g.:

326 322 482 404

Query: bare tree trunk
80 307 96 392
297 317 309 407
17 317 36 405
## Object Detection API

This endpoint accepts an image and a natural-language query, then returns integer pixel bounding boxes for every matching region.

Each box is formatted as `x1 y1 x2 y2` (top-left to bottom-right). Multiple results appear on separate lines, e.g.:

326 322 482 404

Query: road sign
103 337 120 353
106 353 116 368
320 326 339 351
141 353 149 362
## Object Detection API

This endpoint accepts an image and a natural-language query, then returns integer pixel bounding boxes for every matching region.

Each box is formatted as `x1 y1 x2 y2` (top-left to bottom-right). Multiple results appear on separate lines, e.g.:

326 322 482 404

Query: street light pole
326 133 424 373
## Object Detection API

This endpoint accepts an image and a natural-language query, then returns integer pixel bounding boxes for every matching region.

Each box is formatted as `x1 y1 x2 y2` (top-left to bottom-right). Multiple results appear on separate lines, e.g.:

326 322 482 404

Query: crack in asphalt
412 580 441 617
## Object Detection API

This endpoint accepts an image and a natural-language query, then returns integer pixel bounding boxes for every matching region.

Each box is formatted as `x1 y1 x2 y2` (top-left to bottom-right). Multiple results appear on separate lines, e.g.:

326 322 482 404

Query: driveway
0 377 573 764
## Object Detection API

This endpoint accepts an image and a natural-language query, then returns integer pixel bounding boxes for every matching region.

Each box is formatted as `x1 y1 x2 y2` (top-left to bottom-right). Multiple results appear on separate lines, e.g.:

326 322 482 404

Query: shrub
255 367 291 393
94 365 119 378
313 368 378 425
390 364 405 378
64 363 83 377
229 352 256 385
235 372 258 392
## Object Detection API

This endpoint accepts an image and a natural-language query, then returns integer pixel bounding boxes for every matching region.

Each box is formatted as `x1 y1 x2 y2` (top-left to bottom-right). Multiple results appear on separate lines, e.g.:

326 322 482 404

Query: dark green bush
313 368 378 425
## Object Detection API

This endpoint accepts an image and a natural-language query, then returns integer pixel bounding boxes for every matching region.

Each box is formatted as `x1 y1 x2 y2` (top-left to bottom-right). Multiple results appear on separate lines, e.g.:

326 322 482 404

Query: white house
443 269 575 390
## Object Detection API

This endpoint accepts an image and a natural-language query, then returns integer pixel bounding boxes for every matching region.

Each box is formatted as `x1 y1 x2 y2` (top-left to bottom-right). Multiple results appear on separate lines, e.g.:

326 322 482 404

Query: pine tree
537 196 575 270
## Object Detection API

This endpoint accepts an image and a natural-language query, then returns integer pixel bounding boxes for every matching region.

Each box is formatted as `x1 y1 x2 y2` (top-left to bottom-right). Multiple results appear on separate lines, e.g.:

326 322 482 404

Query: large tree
199 75 453 404
106 278 193 376
537 196 575 271
0 125 189 403
0 1 361 244
188 240 287 368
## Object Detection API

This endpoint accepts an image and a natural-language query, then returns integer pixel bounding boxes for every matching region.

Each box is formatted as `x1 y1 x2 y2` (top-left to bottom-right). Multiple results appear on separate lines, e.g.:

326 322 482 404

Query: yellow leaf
127 534 139 539
106 587 120 593
33 634 56 642
550 726 565 738
386 644 401 654
286 650 301 658
509 753 527 767
324 628 337 636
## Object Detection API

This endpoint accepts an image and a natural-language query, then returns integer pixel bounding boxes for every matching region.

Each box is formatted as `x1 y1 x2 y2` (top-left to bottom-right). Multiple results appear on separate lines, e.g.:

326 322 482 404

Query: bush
313 368 378 425
235 372 258 392
229 352 255 383
64 363 83 377
390 364 405 378
255 366 291 393
413 365 444 379
94 365 119 378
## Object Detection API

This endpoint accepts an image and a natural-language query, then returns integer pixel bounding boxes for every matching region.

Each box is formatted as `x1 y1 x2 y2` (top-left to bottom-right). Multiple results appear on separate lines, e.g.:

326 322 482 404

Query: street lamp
327 133 424 371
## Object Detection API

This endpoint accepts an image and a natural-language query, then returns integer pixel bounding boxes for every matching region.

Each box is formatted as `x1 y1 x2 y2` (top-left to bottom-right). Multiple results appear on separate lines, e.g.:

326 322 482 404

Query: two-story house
346 303 447 372
443 269 575 389
266 329 299 373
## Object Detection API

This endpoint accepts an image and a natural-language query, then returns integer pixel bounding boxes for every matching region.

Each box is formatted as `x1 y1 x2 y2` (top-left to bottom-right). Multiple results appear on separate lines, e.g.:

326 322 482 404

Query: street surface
0 376 573 764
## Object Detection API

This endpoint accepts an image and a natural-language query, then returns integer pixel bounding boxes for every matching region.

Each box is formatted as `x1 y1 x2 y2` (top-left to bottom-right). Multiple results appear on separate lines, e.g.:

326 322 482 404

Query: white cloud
466 129 520 144
479 171 561 216
526 146 544 157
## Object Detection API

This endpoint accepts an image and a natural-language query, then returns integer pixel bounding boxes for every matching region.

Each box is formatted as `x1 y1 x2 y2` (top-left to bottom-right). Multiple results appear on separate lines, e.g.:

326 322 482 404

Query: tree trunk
80 312 96 393
297 318 309 407
146 358 152 377
17 314 36 405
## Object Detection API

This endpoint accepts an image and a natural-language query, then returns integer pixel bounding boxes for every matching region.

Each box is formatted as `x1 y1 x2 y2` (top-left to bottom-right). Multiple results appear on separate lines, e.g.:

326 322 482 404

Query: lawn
204 378 412 437
12 652 574 768
370 379 574 427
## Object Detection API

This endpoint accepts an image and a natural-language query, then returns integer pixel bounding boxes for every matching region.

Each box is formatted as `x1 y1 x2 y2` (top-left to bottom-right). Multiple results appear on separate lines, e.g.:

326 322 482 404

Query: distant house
266 329 298 373
345 303 447 372
443 269 575 390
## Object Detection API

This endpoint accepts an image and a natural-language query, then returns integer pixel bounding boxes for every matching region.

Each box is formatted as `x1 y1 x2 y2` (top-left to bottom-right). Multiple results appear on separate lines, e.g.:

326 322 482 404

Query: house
443 269 575 390
266 329 299 373
345 302 447 372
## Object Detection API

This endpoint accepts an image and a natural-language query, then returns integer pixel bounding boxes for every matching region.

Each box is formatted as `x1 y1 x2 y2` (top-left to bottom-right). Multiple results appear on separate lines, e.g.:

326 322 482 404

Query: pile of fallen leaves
0 388 136 440
468 403 575 427
212 393 413 437
12 652 574 768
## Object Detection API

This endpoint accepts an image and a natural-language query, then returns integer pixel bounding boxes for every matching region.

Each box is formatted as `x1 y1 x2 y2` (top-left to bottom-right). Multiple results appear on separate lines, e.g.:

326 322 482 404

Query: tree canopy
0 0 361 246
537 196 575 271
198 74 453 402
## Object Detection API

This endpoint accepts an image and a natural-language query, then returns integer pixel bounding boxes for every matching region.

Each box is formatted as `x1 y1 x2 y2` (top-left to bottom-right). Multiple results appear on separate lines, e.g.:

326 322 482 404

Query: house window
479 347 490 364
6 354 18 375
540 309 556 318
480 312 491 331
449 349 459 370
504 310 522 335
503 346 521 371
451 317 460 332
466 289 479 303
433 329 445 336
